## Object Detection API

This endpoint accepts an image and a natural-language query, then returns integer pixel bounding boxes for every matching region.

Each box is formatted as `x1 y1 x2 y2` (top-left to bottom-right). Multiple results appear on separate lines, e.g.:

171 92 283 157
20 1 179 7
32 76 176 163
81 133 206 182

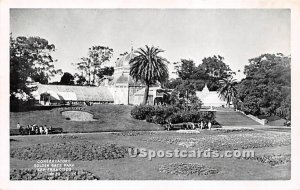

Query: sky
10 9 290 81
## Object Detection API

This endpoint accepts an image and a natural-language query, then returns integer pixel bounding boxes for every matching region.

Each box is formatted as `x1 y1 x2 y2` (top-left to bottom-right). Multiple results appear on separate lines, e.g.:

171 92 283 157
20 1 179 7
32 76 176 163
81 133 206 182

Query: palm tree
218 77 238 107
130 45 169 105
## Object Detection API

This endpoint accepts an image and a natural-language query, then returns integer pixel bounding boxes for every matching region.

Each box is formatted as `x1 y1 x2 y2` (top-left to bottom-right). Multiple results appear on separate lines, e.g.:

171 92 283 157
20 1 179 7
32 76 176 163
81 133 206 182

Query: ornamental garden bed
10 168 100 180
158 163 220 176
10 141 133 161
145 132 290 150
238 153 291 166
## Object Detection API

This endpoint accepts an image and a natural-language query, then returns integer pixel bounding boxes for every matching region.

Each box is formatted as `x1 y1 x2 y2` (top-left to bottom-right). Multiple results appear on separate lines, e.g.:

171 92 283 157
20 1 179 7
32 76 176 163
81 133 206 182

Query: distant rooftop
33 83 114 102
115 51 135 68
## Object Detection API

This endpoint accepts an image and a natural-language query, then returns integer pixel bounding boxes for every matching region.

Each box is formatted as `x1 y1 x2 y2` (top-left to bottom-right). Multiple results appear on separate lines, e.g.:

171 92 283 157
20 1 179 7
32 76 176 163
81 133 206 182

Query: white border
1 0 300 190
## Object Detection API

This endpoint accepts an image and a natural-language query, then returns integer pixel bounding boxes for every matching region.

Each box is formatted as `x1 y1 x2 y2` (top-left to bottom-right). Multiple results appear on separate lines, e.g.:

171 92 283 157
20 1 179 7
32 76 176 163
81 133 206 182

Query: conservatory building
32 51 163 106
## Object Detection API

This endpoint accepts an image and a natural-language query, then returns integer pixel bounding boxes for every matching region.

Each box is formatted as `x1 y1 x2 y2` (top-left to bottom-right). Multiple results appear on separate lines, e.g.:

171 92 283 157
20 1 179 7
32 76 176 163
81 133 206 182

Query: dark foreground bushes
131 105 215 125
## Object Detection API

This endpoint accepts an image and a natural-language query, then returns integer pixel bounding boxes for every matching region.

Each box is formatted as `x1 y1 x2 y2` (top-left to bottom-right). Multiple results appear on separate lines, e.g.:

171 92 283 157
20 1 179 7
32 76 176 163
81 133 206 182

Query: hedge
131 105 215 125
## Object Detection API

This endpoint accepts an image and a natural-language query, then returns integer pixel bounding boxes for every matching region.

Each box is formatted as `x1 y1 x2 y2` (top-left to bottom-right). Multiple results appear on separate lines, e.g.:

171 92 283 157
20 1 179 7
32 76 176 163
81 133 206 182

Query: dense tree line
237 53 291 121
165 55 234 103
165 53 291 122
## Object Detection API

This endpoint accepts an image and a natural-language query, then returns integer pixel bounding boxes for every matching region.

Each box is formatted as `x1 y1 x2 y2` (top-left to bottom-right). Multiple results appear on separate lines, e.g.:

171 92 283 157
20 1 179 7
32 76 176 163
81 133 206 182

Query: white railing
236 110 268 125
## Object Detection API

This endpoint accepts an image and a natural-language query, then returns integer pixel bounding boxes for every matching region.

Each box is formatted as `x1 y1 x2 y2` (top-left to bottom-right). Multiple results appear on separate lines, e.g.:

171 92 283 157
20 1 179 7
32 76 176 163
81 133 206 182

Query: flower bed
176 130 201 134
158 163 219 176
10 168 100 180
10 141 133 161
213 128 254 133
146 132 290 150
111 131 155 136
49 134 81 139
239 153 291 166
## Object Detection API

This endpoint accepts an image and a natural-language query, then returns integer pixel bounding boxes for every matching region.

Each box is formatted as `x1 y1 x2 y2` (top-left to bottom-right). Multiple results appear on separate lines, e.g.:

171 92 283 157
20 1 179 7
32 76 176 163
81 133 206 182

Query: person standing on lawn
35 126 39 135
44 126 48 135
26 125 30 135
16 122 20 129
200 121 204 130
39 125 44 134
208 121 212 130
17 122 22 135
31 125 35 135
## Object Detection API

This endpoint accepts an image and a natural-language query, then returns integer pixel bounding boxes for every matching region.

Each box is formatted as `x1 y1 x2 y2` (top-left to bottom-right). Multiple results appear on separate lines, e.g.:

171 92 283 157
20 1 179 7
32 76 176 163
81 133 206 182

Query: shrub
156 105 179 116
152 115 167 125
10 95 36 112
130 105 155 120
168 111 215 124
145 115 154 123
199 111 216 123
152 105 180 124
131 105 216 125
169 112 184 124
181 110 199 123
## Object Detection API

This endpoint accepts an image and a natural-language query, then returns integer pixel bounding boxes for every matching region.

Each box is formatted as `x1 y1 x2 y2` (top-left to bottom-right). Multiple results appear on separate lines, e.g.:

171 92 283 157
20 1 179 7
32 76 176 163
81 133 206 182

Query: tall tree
10 35 62 110
75 57 92 85
96 66 114 79
74 46 113 86
171 56 234 92
130 45 169 105
175 59 196 80
74 73 87 86
171 59 205 97
201 55 234 90
237 53 291 120
202 55 233 78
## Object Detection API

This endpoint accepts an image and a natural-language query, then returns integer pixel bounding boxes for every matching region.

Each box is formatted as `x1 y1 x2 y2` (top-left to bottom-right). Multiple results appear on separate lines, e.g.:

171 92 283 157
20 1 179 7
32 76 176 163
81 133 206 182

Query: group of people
199 121 212 130
166 120 213 131
189 121 212 130
16 123 52 135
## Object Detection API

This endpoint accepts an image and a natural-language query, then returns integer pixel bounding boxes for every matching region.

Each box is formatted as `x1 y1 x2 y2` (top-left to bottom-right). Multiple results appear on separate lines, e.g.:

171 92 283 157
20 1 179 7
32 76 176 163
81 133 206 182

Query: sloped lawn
10 104 163 133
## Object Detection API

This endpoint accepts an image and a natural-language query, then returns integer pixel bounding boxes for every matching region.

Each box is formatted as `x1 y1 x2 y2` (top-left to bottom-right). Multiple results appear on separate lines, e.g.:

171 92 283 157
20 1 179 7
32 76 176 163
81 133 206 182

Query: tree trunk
142 84 150 105
92 73 95 85
88 70 91 86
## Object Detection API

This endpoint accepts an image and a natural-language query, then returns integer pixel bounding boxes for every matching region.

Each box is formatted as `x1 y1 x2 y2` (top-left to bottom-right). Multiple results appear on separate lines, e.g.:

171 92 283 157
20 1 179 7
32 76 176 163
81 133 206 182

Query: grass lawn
10 129 291 180
10 104 163 133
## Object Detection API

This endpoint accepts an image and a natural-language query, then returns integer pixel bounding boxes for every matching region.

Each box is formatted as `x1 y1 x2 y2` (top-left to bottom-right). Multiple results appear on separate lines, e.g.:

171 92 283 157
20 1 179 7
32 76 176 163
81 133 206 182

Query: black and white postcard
1 0 300 190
